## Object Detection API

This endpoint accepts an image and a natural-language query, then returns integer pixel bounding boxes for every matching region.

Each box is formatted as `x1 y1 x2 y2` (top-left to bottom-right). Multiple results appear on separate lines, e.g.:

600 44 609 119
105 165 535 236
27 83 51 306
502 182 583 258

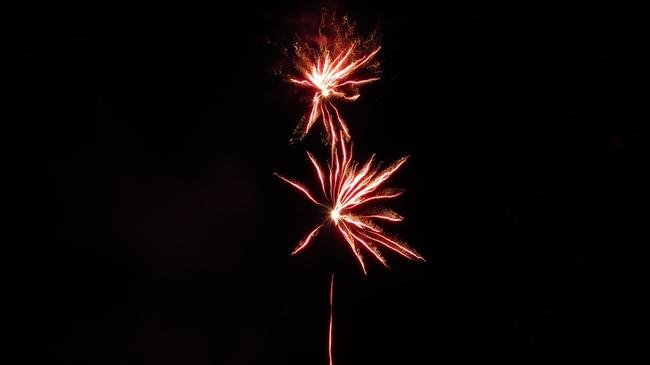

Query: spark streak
328 274 335 365
276 134 424 274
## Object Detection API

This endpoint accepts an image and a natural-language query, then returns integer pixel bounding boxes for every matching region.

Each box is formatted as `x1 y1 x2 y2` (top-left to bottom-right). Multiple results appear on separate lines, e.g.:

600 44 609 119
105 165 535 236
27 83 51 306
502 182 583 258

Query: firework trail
328 274 334 365
275 133 424 275
290 13 381 144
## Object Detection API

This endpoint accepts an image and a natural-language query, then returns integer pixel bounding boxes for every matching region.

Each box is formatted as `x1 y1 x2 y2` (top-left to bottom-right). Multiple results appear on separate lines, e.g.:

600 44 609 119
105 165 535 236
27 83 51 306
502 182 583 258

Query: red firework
290 15 381 144
275 134 424 274
277 13 422 364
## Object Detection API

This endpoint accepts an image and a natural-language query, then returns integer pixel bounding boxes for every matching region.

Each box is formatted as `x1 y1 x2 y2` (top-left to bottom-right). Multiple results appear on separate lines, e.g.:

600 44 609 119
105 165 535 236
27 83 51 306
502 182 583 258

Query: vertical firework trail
276 12 423 364
329 274 334 365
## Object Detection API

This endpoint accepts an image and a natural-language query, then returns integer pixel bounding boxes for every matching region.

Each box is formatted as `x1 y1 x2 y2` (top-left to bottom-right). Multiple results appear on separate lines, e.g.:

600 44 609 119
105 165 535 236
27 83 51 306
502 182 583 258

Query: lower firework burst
275 134 424 274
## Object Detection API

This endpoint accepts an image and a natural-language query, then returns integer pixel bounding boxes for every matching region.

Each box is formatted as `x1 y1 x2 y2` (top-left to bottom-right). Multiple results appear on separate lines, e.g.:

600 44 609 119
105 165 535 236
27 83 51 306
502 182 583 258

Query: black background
8 1 649 364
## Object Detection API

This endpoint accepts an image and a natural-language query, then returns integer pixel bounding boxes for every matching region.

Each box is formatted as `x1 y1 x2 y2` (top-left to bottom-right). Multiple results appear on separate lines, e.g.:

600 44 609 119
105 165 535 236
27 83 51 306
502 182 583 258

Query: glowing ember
275 134 424 274
290 15 381 144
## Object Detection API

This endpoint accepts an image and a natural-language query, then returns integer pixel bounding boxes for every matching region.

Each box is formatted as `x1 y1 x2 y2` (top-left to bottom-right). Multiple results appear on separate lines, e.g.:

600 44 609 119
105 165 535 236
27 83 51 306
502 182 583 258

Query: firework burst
275 134 424 274
290 14 381 144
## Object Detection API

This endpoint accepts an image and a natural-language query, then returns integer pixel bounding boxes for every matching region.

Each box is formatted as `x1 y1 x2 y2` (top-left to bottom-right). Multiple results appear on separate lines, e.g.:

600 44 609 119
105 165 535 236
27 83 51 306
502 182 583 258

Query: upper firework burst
289 12 381 145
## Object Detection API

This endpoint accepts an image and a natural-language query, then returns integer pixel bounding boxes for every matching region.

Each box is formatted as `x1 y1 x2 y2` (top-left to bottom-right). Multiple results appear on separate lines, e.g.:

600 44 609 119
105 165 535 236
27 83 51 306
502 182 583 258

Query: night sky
8 1 649 364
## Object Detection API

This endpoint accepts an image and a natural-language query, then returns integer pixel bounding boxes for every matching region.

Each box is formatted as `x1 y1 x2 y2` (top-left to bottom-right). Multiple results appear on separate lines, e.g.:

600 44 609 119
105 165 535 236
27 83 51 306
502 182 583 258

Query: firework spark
275 134 424 274
290 15 380 144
